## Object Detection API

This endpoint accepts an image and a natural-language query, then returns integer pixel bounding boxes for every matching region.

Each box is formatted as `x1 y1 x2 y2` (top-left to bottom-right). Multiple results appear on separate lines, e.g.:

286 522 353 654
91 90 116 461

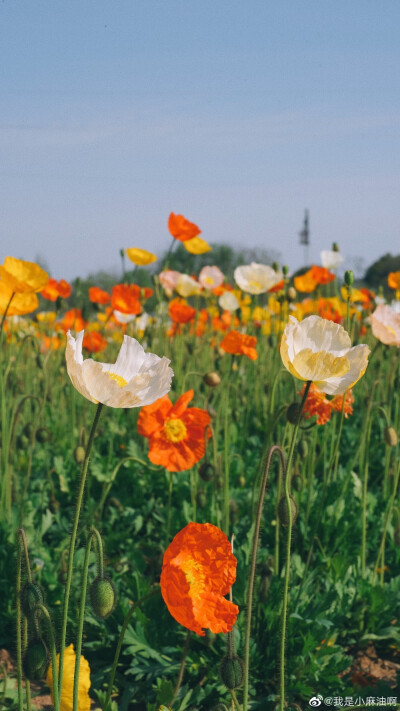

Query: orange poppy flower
82 331 108 353
299 383 333 425
168 298 196 324
331 389 354 418
137 389 211 472
168 213 201 242
294 266 335 293
111 284 142 315
161 522 239 636
317 298 342 324
41 278 72 301
220 330 258 360
89 286 110 305
58 309 88 333
388 271 400 290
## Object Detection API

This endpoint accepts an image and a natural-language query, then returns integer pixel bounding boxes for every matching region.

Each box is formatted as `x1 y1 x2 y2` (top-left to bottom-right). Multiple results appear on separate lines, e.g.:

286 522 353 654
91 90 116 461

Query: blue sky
1 1 399 279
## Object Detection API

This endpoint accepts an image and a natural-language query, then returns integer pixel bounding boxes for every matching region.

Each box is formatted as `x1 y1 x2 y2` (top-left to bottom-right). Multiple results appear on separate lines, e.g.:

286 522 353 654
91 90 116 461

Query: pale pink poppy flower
198 266 224 290
370 304 400 347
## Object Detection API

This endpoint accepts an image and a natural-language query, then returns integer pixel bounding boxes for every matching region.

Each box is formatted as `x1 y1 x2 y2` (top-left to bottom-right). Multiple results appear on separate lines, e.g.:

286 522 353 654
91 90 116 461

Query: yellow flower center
107 372 127 387
249 279 262 290
175 555 206 596
205 276 214 285
163 418 187 443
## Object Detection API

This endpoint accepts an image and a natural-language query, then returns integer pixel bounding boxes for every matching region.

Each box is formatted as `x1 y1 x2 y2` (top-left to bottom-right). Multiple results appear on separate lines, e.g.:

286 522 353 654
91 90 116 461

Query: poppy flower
160 522 239 636
137 389 210 472
0 282 39 316
82 331 108 353
66 331 173 408
168 213 201 242
299 383 333 425
183 236 211 254
111 284 142 315
199 266 224 290
176 274 201 297
280 315 370 395
234 263 283 295
331 388 354 417
370 304 400 347
41 279 71 301
158 270 181 296
220 330 258 360
89 287 110 305
0 257 49 294
388 271 400 290
46 644 90 711
59 309 88 334
168 299 196 324
321 249 344 270
294 266 335 293
125 247 157 266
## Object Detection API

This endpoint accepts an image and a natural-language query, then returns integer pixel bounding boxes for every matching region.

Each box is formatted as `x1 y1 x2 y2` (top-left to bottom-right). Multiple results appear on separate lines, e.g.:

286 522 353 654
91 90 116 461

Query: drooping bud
203 371 221 388
384 426 398 447
22 638 49 681
277 496 298 527
89 576 116 619
36 427 51 444
199 462 215 482
74 445 86 464
219 655 245 690
286 403 303 425
20 582 44 618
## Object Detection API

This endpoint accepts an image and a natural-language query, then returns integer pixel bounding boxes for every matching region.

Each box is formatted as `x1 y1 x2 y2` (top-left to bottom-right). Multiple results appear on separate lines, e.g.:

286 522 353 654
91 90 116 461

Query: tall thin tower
299 209 310 266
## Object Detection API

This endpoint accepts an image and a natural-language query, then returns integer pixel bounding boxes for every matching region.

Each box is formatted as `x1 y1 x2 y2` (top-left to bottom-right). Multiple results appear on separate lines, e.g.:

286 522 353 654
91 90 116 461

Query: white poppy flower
113 310 136 324
234 263 282 295
219 291 240 312
66 330 173 407
280 315 370 395
176 274 201 297
320 250 344 270
370 304 400 346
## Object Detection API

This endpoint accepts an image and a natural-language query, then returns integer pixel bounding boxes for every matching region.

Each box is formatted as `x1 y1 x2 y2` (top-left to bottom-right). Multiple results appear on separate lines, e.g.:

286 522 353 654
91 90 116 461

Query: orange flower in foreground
89 286 110 305
161 522 239 636
168 213 201 242
168 298 196 324
137 389 210 472
82 331 108 353
220 330 258 360
41 278 71 301
388 271 400 290
111 284 142 315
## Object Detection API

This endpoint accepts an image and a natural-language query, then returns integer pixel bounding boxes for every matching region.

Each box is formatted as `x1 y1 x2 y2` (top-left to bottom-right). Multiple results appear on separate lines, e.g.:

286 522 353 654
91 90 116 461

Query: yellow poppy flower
0 257 49 293
46 644 90 711
0 282 38 315
280 315 370 395
125 247 157 266
183 236 212 254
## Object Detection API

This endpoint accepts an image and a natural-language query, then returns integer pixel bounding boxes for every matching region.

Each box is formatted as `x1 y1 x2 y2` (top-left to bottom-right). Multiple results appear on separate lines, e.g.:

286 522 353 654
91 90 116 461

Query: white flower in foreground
280 315 370 395
370 304 400 347
234 262 282 295
66 331 173 407
320 250 344 270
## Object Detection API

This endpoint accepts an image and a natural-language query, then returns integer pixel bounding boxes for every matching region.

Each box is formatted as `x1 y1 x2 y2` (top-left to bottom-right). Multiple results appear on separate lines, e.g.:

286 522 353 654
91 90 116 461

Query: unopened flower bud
220 655 244 690
282 265 289 276
287 286 297 302
384 426 398 447
203 371 221 388
23 638 49 681
344 270 354 287
74 445 86 464
20 582 44 618
196 491 207 509
199 462 215 482
36 427 51 444
291 472 303 492
272 261 279 272
90 577 116 619
212 705 229 711
286 402 303 425
277 496 298 527
332 242 339 252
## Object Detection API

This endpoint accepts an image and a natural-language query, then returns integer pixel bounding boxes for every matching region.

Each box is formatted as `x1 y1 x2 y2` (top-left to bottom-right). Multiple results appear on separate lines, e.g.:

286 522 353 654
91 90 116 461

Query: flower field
0 216 400 711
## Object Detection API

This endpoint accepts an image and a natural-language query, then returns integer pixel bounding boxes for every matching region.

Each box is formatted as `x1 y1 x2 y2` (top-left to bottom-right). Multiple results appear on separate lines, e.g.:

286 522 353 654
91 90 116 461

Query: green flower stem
58 402 103 701
72 531 95 711
373 460 400 585
36 604 59 711
278 380 311 711
103 588 160 711
16 533 23 711
23 617 31 711
166 471 174 543
0 291 15 344
170 630 192 707
243 445 286 711
90 526 104 578
230 689 242 711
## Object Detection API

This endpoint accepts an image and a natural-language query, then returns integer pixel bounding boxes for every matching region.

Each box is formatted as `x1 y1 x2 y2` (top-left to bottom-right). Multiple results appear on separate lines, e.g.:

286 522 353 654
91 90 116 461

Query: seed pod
277 496 298 527
219 655 244 690
384 426 398 447
20 582 44 618
22 638 49 681
23 423 34 439
203 371 221 387
291 472 303 492
344 270 354 286
297 439 308 458
286 403 302 425
36 427 51 444
199 462 215 482
74 445 86 464
90 577 116 619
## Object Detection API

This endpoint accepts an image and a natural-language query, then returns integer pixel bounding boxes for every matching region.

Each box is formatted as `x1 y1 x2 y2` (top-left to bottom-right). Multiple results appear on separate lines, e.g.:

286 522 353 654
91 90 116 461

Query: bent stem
58 402 103 701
